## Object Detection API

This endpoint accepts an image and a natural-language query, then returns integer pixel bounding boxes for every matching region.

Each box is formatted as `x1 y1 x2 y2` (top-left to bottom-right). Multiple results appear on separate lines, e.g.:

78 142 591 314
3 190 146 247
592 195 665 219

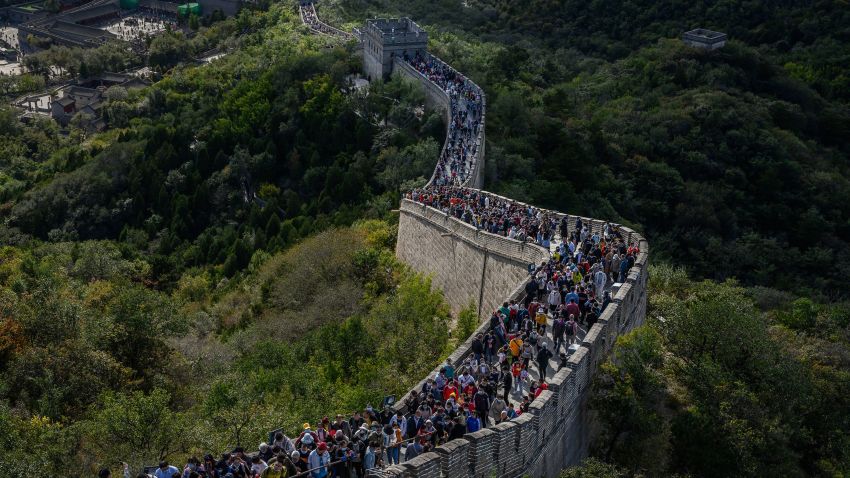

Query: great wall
299 5 650 477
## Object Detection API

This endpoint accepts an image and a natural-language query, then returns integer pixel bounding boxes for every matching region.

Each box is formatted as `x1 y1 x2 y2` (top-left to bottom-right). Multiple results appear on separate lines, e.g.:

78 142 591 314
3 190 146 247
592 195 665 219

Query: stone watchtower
682 28 727 50
362 18 428 81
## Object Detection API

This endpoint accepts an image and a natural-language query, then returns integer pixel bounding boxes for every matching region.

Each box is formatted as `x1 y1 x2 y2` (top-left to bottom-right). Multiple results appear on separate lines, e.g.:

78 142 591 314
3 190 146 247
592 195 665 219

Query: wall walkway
391 204 648 478
386 31 649 478
300 8 650 477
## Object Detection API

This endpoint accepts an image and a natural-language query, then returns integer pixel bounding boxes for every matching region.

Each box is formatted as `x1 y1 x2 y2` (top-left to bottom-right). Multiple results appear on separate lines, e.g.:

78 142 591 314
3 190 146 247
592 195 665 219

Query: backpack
351 438 366 459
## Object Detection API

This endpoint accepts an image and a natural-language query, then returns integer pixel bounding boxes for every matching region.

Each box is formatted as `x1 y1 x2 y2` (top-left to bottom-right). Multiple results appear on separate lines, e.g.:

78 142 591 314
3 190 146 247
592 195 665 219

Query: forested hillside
0 4 453 475
568 266 850 476
1 6 442 285
0 219 454 475
0 0 847 475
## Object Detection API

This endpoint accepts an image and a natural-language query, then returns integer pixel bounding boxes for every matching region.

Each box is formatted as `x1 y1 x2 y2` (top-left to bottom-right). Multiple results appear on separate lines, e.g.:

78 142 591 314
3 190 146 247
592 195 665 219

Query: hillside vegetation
563 266 850 476
0 0 847 475
0 219 453 475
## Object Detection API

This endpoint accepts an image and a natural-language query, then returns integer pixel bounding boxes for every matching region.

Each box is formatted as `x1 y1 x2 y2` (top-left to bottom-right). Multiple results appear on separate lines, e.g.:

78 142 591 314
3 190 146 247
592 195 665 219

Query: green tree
84 389 186 471
454 302 479 347
148 33 189 69
202 380 262 448
592 327 668 473
560 458 629 478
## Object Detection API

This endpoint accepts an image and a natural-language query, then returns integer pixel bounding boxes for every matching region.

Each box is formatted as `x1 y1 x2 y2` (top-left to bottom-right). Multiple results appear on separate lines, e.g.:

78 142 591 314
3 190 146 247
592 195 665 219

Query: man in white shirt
153 461 178 478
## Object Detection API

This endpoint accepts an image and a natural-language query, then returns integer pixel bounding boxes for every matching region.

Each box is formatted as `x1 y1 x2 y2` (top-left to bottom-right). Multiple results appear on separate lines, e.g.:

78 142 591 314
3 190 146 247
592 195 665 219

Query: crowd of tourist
406 186 640 282
404 52 483 187
103 13 176 44
406 186 561 246
102 209 636 478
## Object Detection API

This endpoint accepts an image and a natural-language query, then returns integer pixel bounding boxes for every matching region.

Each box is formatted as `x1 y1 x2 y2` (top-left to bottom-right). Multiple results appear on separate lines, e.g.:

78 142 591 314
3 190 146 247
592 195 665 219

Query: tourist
473 386 490 427
259 460 286 478
154 462 178 478
553 313 566 355
501 364 512 402
333 438 354 478
566 315 578 345
308 442 331 478
382 424 398 465
537 346 553 380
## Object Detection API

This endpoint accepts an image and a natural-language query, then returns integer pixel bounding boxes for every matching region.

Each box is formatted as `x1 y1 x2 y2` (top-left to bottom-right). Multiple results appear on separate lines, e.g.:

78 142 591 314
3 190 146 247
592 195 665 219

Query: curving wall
391 57 485 189
300 9 650 478
299 1 356 41
391 203 649 478
386 31 650 478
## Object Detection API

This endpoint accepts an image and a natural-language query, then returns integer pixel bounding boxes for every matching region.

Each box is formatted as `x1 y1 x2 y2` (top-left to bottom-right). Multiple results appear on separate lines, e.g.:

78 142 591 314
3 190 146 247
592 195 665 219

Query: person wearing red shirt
442 382 458 402
565 299 581 320
534 382 549 398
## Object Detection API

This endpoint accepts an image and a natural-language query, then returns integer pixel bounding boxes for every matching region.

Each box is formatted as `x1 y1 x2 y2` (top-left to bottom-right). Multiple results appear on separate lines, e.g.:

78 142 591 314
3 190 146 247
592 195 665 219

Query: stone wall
364 14 648 478
391 198 649 478
396 198 546 319
393 58 450 111
306 9 649 477
391 55 485 189
363 18 428 80
388 71 648 472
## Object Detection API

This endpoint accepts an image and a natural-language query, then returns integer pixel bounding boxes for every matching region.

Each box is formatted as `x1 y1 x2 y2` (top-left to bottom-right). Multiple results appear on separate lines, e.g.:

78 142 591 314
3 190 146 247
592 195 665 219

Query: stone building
50 73 148 130
51 85 104 129
362 17 427 81
682 28 727 50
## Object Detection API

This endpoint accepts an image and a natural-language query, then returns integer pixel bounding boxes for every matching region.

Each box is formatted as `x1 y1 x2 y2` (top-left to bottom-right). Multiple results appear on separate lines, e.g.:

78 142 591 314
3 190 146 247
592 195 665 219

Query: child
511 361 522 393
518 365 529 394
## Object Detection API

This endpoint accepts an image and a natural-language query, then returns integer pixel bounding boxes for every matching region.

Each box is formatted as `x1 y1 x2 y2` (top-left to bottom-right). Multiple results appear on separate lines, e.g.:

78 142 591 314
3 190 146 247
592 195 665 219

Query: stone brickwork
400 452 442 478
391 194 649 478
465 428 496 477
434 438 469 477
396 199 545 318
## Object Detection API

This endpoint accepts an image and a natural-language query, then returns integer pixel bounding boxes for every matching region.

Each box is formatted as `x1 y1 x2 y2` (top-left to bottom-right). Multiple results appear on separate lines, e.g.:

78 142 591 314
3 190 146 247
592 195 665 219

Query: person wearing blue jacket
466 414 481 433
